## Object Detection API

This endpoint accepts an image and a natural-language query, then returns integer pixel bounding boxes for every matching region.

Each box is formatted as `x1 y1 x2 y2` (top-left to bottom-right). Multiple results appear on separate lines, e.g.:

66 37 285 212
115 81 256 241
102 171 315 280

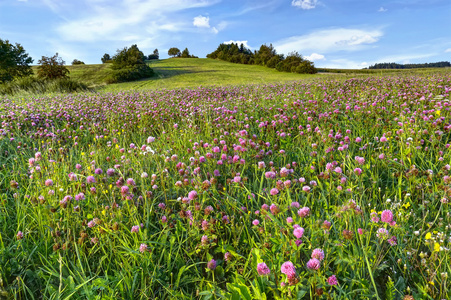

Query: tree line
368 61 451 69
206 43 317 74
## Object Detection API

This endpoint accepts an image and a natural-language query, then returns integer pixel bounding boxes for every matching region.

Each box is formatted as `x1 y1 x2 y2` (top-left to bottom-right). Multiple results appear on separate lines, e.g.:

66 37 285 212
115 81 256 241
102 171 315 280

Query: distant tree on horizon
207 42 316 74
101 53 111 63
72 59 85 65
37 53 70 80
168 47 181 58
368 61 451 69
148 49 159 60
0 38 34 83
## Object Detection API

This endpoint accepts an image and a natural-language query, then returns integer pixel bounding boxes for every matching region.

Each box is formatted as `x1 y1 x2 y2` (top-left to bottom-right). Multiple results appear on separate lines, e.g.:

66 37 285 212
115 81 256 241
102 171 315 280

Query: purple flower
281 261 296 278
269 203 279 214
126 178 136 186
45 179 53 187
188 190 198 200
370 212 380 223
257 262 271 276
297 206 310 218
381 210 393 223
376 227 389 239
252 219 260 226
16 231 24 239
86 176 96 184
106 168 115 177
270 188 279 196
327 275 338 286
306 258 321 270
293 227 304 239
224 252 232 261
207 259 217 270
131 225 139 233
311 248 325 261
139 244 148 253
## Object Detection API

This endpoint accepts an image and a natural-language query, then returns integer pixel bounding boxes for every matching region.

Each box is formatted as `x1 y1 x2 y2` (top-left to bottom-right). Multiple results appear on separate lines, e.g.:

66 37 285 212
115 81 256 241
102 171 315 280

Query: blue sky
1 0 450 68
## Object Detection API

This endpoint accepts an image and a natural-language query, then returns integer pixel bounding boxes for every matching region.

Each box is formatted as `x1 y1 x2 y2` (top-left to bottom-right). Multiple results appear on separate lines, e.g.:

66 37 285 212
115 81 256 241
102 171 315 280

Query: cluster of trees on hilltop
104 44 154 83
368 61 451 69
168 47 198 58
207 43 317 74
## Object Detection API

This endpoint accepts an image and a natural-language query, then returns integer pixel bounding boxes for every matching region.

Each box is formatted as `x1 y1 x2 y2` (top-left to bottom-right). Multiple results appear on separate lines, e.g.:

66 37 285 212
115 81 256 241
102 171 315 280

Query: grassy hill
64 58 322 91
24 58 450 94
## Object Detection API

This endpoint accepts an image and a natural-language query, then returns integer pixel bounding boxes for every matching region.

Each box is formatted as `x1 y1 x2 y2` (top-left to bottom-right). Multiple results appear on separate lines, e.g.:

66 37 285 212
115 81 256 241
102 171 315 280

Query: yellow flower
434 243 440 252
402 202 410 209
425 232 432 240
436 110 441 116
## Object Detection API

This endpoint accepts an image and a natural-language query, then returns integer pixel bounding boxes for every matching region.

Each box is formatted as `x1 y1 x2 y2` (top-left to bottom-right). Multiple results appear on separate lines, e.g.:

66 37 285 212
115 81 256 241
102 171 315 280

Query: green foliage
111 44 146 70
207 43 317 74
0 38 33 83
147 49 159 60
71 59 85 65
275 52 316 74
37 53 70 80
369 61 451 69
105 45 154 83
101 53 112 63
168 47 181 58
105 64 154 84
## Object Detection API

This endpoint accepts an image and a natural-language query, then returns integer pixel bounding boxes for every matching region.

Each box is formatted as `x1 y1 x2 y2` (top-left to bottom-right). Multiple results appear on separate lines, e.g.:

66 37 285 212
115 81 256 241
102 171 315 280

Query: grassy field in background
28 59 451 93
99 58 320 91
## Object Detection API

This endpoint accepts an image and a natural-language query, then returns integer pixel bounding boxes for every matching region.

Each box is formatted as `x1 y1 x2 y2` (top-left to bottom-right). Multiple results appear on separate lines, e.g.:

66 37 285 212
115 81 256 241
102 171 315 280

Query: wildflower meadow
1 74 450 299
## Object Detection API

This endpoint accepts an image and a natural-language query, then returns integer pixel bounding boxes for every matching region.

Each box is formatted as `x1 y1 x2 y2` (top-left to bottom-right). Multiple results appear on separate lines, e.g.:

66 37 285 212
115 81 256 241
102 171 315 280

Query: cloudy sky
1 0 450 68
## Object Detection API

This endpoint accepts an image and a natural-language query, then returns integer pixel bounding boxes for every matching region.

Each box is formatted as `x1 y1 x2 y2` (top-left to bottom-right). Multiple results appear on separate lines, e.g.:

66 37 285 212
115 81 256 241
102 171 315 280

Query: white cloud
305 53 325 61
445 48 451 53
274 28 383 55
224 40 252 49
291 0 318 10
378 7 388 12
193 15 210 28
56 0 217 42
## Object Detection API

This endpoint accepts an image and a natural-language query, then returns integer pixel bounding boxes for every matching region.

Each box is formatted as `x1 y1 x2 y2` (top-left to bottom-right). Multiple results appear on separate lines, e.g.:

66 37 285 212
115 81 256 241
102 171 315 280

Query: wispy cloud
55 0 217 42
445 48 451 53
291 0 318 10
274 28 383 55
378 7 388 12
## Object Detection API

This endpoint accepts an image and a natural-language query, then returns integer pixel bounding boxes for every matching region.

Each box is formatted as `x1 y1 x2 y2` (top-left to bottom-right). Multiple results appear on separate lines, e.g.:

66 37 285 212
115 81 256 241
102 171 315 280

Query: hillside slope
72 58 319 91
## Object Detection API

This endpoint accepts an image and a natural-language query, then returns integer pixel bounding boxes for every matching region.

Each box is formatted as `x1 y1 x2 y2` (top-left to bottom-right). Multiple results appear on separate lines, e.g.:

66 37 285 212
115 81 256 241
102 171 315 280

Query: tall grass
0 73 450 299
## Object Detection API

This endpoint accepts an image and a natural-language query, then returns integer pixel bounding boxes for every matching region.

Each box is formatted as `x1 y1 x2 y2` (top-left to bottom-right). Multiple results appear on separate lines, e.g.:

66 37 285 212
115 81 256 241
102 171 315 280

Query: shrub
72 59 85 65
37 53 70 80
105 64 154 84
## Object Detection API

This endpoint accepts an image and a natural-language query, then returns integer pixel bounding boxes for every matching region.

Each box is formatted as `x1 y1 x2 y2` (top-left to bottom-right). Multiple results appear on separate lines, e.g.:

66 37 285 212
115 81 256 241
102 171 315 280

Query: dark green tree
37 53 70 80
148 49 159 60
181 48 190 58
101 53 111 63
0 39 33 83
168 47 181 58
111 44 146 69
71 59 85 65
